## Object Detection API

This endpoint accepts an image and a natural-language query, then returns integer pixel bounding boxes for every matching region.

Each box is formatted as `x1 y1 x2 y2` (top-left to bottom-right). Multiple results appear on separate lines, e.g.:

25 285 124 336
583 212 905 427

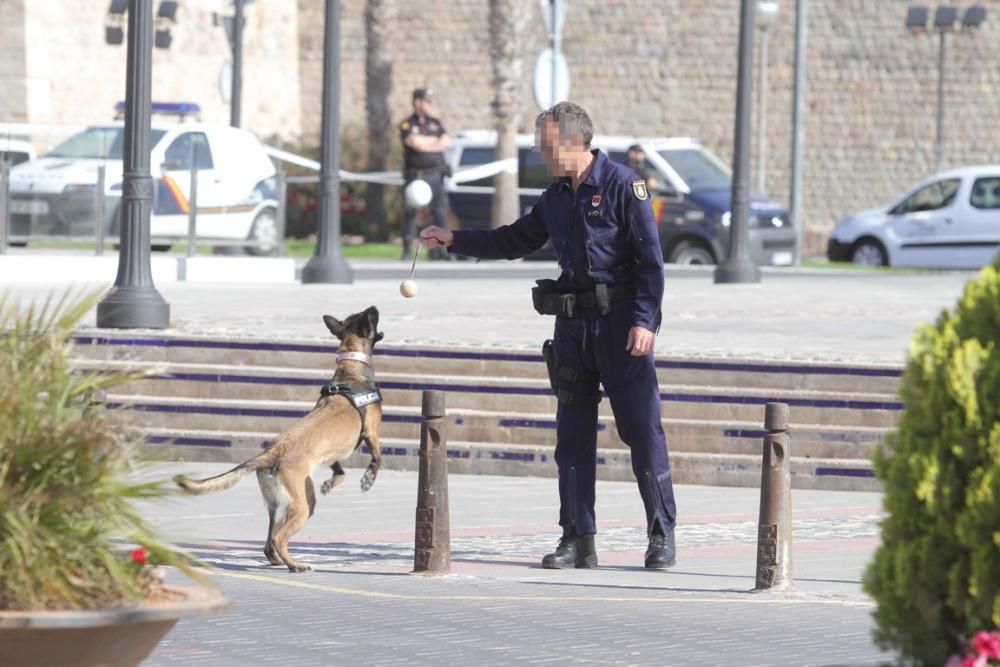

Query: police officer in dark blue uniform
420 102 677 570
400 87 452 261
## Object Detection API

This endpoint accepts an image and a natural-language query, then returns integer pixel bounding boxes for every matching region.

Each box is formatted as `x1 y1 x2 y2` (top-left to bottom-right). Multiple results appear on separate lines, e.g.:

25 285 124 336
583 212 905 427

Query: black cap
412 87 434 102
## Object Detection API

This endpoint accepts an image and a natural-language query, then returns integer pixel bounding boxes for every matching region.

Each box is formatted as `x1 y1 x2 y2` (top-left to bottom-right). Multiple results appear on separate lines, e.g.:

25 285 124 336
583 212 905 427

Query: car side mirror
160 158 185 172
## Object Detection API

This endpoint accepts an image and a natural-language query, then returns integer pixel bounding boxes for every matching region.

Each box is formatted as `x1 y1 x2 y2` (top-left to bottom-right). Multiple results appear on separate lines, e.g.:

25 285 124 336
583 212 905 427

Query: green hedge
865 255 1000 665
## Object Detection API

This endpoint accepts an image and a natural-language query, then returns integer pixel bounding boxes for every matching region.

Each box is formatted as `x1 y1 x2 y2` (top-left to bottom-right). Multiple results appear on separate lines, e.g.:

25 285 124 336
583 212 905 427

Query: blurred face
414 98 433 115
535 120 583 177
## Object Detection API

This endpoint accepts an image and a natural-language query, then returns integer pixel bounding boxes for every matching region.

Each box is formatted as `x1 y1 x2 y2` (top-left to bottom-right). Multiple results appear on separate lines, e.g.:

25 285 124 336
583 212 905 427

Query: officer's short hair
535 102 593 149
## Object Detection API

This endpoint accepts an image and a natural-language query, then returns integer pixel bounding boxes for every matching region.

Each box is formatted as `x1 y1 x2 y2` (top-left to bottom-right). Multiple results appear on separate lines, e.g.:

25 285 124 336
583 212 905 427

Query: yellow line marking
209 570 874 608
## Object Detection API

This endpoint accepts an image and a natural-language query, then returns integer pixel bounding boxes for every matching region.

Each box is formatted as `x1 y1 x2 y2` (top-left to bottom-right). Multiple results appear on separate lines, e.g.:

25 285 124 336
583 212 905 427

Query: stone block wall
0 0 27 123
298 0 1000 254
5 0 301 144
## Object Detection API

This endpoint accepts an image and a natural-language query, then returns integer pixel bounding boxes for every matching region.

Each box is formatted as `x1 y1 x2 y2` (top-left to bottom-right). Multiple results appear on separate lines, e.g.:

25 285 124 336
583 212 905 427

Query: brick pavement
141 464 892 666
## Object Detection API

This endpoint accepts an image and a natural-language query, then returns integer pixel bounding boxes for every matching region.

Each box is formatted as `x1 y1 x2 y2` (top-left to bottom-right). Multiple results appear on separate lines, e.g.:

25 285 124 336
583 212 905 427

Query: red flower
129 547 148 565
972 631 1000 660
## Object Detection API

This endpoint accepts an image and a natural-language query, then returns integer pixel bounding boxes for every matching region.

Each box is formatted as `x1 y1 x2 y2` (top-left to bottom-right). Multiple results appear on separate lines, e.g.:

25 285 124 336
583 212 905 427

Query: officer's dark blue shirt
451 149 665 332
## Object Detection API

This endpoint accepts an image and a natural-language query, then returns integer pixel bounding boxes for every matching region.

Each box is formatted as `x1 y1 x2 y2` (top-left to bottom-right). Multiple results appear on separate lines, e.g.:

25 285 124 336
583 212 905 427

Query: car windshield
47 127 166 159
657 147 731 191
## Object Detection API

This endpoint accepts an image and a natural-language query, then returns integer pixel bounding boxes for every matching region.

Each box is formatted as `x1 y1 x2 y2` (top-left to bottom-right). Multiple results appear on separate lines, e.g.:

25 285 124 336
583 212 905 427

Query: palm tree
488 0 532 229
364 0 393 241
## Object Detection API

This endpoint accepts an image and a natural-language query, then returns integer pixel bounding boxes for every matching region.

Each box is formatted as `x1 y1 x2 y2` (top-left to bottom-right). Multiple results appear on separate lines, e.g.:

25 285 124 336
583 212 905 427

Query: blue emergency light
113 101 202 120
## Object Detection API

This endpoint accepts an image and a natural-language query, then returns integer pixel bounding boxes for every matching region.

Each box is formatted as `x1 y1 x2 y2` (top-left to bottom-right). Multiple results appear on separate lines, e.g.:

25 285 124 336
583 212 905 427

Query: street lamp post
755 1 779 195
906 5 987 172
230 0 244 128
301 0 353 284
96 0 170 329
789 0 808 265
715 0 763 285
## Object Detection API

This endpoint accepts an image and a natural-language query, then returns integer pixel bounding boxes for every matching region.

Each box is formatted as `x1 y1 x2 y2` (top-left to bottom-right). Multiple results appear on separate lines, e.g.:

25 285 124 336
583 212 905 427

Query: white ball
399 279 418 298
404 179 433 208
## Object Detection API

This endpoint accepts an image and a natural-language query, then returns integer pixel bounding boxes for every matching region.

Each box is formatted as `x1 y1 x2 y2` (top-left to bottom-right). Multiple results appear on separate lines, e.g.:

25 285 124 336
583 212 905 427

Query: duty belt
531 280 635 318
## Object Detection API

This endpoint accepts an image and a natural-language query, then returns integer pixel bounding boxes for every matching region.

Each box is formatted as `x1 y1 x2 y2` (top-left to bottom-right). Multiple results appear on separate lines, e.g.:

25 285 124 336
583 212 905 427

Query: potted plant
0 291 229 667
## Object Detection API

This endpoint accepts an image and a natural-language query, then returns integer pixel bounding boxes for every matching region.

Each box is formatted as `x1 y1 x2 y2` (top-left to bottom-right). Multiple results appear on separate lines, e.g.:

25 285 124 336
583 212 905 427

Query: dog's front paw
321 475 345 495
360 467 378 492
287 563 312 573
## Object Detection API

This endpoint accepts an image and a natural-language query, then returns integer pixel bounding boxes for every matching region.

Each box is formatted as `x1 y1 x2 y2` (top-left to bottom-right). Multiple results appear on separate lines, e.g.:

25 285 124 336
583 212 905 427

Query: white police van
7 103 278 254
447 131 796 266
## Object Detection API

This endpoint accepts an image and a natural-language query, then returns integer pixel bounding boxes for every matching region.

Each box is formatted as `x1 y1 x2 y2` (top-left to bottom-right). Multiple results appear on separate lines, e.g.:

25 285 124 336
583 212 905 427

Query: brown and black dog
174 306 385 572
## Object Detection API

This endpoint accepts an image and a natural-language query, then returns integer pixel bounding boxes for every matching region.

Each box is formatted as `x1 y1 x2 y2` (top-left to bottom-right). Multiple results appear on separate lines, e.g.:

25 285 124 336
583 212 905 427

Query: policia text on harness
532 279 635 406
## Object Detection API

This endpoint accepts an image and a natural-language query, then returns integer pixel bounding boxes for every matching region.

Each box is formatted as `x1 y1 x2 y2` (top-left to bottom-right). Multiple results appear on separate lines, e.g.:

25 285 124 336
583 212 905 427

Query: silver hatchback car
827 165 1000 269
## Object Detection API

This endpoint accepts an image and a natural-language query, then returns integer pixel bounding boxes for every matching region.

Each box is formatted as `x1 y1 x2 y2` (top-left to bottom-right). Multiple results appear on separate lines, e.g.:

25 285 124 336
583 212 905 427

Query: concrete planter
0 585 230 667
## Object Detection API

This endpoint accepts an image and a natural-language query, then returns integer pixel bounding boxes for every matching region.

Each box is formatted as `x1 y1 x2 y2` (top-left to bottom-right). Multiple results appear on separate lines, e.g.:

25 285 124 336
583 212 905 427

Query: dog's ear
364 306 380 332
373 331 385 344
323 315 345 339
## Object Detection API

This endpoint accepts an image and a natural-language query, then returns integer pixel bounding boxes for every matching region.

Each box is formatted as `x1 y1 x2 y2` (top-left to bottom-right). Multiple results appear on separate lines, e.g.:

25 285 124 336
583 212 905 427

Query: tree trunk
364 0 393 241
488 0 532 229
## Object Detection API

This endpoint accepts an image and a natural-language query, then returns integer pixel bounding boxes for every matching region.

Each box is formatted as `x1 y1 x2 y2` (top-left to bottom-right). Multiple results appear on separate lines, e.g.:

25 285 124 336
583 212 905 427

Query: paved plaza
143 463 890 666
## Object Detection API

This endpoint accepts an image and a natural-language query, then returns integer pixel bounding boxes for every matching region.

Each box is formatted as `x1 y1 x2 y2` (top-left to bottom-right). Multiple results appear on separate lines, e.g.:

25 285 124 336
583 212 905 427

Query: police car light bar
113 101 202 121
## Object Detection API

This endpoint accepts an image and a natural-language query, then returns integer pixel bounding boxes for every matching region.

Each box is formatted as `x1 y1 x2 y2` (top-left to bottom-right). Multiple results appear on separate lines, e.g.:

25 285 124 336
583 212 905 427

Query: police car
7 103 278 254
446 131 796 266
827 165 1000 269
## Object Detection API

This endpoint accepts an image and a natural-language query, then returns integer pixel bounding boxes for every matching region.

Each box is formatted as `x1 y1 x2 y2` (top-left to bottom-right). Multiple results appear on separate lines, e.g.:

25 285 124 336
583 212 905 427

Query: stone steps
135 429 877 492
74 331 900 492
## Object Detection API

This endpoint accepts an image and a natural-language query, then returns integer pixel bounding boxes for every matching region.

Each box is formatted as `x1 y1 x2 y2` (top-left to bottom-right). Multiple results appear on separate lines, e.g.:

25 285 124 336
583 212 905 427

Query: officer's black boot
644 523 676 569
400 240 414 261
542 534 598 569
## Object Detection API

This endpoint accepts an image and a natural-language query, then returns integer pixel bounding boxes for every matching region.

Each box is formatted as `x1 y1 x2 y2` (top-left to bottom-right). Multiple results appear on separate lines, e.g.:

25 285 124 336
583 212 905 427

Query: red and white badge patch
592 194 602 207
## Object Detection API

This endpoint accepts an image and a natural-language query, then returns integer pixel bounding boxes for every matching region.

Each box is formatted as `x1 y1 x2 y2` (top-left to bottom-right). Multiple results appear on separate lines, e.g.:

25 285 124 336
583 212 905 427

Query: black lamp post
230 0 244 127
302 0 353 284
97 0 170 329
715 0 763 285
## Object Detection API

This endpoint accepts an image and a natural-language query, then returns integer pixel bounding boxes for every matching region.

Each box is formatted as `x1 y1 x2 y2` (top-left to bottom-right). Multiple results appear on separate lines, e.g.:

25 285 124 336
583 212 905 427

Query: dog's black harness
319 382 382 450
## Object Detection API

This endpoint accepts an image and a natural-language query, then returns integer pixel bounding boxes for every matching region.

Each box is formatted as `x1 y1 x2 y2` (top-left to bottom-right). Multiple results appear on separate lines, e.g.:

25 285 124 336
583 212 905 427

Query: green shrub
0 291 203 610
865 255 1000 665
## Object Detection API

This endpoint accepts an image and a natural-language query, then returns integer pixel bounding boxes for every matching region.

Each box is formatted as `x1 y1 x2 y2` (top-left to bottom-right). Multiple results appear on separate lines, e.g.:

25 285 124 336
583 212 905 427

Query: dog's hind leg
257 469 285 566
360 432 383 492
320 461 347 495
272 467 316 573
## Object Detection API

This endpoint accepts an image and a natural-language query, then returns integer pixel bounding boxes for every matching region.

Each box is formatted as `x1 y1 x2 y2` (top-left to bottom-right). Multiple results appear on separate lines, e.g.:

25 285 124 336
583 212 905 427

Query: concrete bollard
753 401 793 592
413 390 450 573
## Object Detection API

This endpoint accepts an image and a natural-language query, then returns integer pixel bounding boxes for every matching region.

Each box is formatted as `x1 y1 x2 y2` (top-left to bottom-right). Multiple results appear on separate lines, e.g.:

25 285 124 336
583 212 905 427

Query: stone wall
298 0 1000 254
6 0 301 144
0 0 27 123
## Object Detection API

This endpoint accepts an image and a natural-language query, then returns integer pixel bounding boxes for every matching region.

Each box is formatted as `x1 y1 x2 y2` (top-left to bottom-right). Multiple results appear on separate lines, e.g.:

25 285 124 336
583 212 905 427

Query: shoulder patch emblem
632 180 648 201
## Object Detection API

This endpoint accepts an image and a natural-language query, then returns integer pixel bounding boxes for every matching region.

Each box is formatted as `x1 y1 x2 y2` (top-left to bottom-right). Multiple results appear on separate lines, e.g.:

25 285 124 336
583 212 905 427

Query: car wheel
244 207 278 256
850 238 888 267
668 240 716 265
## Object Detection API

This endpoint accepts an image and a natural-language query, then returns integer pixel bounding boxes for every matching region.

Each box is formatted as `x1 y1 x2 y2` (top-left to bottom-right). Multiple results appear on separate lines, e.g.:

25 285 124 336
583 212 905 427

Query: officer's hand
420 226 453 249
626 326 655 357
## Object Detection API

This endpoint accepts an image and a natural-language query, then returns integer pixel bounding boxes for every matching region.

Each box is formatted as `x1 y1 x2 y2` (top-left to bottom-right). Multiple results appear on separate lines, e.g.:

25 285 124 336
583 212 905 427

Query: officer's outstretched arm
626 191 666 333
447 203 549 260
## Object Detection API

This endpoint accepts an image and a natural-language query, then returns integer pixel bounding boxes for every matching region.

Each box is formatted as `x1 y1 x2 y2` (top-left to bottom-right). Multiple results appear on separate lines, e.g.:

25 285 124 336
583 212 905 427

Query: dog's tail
173 453 272 495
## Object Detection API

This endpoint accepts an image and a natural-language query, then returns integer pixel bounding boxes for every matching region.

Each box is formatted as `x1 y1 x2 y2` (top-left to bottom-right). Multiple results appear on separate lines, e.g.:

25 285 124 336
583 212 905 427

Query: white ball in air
399 279 418 298
404 179 433 208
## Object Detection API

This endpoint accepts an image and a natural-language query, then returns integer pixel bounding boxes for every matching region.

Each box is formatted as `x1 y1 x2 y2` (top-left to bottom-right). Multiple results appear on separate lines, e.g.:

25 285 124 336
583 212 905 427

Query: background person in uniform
627 143 659 193
399 87 451 260
420 102 677 571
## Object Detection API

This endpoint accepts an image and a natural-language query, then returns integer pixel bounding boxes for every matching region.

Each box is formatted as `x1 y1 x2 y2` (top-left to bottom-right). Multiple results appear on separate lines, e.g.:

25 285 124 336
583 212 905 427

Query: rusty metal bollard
753 401 794 592
413 390 451 573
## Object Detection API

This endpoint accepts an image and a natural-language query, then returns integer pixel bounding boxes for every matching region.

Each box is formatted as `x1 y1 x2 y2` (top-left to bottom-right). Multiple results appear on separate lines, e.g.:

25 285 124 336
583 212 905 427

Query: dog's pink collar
336 351 371 365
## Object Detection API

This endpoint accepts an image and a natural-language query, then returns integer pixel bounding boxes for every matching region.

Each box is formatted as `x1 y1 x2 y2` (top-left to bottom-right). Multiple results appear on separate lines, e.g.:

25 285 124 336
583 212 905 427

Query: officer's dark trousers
552 301 677 538
401 169 449 259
